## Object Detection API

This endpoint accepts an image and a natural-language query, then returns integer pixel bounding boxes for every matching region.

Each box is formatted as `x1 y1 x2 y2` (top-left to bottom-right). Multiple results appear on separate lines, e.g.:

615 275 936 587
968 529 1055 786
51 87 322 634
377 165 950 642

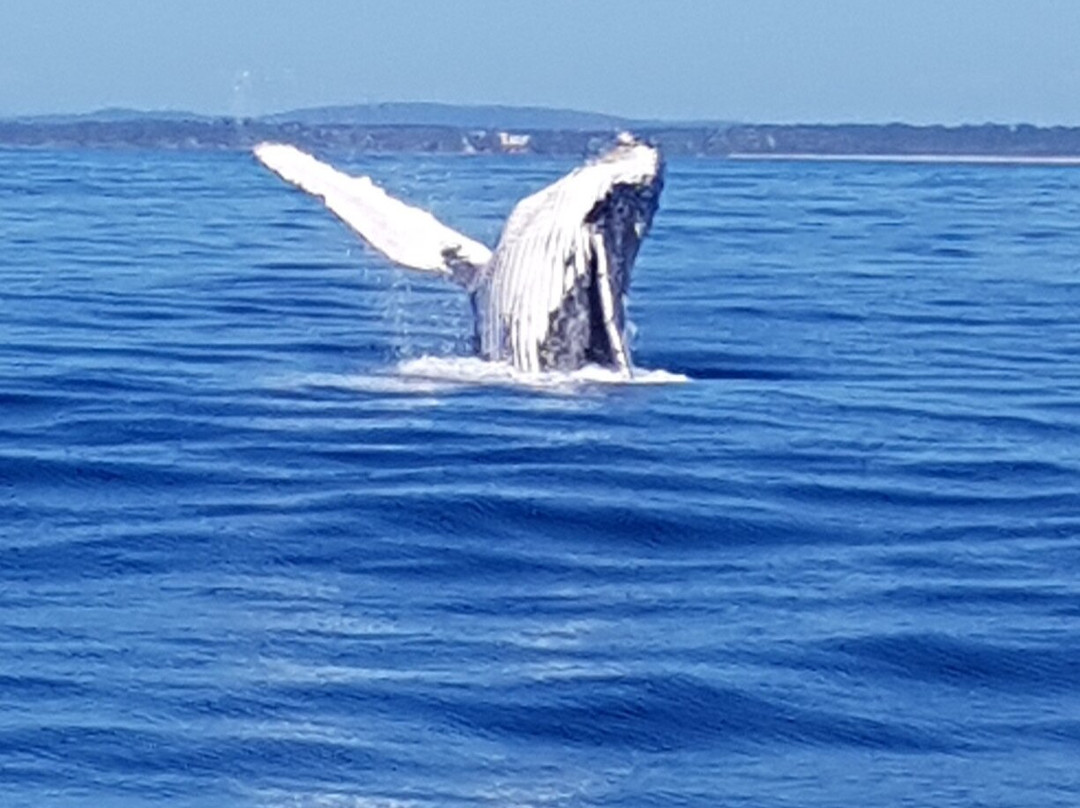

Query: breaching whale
254 134 663 377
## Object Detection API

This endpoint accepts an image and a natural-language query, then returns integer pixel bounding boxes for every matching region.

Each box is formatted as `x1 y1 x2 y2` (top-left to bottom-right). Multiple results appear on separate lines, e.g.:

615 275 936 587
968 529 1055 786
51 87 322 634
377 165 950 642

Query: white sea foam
396 355 688 391
289 356 687 397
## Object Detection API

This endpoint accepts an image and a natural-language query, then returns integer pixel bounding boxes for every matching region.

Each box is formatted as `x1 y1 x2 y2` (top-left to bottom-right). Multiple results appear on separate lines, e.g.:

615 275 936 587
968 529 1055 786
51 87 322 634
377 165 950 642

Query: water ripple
2 150 1079 807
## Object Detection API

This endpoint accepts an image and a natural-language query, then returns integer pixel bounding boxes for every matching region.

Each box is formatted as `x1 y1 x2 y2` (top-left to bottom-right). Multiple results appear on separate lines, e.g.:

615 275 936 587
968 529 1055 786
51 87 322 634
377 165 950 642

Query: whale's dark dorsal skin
254 136 663 376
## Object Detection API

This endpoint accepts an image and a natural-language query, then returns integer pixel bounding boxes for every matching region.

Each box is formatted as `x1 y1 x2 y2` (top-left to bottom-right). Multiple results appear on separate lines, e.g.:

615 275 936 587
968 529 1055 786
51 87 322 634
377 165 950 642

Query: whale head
478 135 665 374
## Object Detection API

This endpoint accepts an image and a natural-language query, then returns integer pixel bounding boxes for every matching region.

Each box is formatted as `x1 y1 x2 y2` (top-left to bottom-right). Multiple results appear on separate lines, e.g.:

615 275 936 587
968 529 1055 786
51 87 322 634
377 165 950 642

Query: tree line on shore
3 117 1080 157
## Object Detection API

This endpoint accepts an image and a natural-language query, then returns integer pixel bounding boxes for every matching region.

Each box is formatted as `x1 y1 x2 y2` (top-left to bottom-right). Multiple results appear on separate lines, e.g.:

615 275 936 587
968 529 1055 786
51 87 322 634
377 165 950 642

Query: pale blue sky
2 0 1079 124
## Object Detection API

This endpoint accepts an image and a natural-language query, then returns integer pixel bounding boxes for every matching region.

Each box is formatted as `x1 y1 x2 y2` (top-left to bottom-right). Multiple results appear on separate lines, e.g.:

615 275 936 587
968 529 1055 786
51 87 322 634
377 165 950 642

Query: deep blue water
2 147 1080 807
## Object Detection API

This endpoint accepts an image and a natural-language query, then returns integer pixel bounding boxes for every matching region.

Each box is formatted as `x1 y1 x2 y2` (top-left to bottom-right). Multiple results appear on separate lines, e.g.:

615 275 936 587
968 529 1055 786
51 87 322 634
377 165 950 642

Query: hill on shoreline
3 103 1080 160
7 102 661 131
260 102 645 130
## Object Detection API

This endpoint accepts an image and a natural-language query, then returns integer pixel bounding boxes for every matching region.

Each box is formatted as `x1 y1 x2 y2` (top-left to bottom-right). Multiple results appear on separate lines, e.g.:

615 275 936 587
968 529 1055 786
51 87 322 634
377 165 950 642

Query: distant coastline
4 103 1080 161
728 153 1080 166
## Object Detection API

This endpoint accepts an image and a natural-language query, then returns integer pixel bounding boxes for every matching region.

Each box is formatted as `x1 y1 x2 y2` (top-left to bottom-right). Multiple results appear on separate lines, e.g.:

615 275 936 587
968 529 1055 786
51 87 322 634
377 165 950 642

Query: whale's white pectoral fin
592 232 632 378
253 142 492 281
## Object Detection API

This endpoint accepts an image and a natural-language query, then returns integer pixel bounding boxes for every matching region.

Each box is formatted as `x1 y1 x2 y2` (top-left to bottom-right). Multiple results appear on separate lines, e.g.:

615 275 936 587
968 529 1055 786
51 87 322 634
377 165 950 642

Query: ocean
2 147 1079 807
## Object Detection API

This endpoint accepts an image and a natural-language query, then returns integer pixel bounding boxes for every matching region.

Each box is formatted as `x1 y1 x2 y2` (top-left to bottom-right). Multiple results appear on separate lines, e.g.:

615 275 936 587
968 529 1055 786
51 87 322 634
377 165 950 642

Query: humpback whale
254 135 663 377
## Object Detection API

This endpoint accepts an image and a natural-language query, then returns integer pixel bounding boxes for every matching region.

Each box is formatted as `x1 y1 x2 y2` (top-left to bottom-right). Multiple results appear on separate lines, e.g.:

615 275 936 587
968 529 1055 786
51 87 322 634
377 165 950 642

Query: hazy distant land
3 103 1080 162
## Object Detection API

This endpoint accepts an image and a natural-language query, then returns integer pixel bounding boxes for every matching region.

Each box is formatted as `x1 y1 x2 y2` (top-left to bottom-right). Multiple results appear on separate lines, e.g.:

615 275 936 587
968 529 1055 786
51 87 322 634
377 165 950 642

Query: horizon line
3 102 1080 131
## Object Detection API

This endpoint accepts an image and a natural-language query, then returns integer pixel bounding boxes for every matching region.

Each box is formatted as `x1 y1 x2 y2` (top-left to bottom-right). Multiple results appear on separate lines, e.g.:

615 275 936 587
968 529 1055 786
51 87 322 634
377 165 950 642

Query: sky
2 0 1080 125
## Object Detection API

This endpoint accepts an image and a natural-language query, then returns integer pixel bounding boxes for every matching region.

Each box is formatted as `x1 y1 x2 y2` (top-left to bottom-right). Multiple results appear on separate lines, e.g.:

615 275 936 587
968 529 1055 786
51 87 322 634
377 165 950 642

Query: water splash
287 356 688 397
397 355 688 390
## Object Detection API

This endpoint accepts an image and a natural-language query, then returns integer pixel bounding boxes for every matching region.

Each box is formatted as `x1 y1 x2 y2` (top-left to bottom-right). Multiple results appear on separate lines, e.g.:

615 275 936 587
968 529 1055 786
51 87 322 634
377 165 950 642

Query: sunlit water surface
2 148 1080 807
